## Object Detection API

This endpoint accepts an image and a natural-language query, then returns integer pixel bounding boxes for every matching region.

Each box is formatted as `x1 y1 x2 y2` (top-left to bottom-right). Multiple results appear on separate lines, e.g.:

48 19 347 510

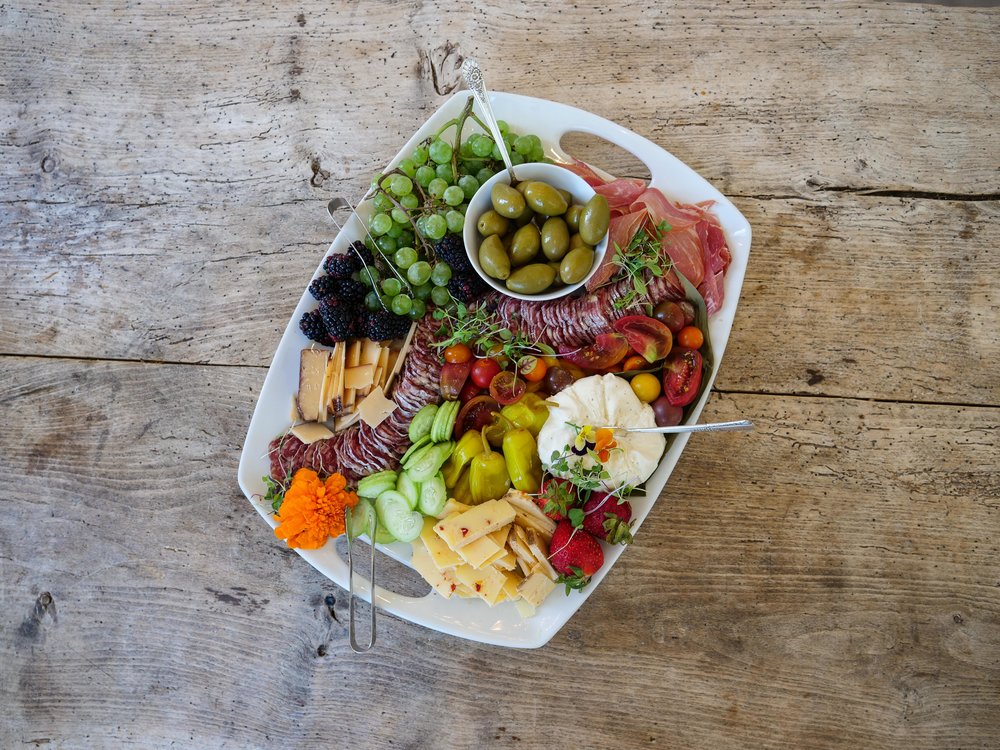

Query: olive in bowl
463 162 610 301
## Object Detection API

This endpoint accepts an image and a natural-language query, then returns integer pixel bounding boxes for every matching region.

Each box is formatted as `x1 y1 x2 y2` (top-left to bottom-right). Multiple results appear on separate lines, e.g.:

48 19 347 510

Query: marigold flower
274 468 358 549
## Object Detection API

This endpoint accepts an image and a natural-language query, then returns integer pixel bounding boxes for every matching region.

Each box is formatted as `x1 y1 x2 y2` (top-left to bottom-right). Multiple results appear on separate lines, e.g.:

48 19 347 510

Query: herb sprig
608 220 673 310
432 303 556 364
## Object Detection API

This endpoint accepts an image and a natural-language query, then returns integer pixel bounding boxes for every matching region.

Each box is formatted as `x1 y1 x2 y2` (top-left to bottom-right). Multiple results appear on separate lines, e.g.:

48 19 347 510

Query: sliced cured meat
661 224 705 287
558 158 607 188
586 209 647 291
594 179 647 216
632 188 706 230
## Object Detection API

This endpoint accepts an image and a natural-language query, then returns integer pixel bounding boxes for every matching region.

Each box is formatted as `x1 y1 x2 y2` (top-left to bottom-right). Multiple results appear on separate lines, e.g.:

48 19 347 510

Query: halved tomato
458 379 483 403
613 315 673 364
489 371 526 405
662 347 703 407
455 395 500 437
440 361 472 400
558 332 630 371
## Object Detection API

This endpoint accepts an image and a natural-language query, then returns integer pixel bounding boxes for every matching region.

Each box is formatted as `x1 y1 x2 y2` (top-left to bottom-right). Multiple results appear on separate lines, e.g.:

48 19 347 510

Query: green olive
510 224 541 267
547 262 566 287
578 194 610 245
491 183 527 219
514 207 535 228
540 217 570 261
479 234 511 280
506 263 557 295
569 233 594 251
514 181 530 195
564 204 583 233
477 210 510 238
522 181 569 216
559 246 595 285
557 188 573 206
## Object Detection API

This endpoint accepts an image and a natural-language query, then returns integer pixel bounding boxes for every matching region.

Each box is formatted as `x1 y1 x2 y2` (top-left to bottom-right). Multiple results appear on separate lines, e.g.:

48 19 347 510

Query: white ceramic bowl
463 162 609 301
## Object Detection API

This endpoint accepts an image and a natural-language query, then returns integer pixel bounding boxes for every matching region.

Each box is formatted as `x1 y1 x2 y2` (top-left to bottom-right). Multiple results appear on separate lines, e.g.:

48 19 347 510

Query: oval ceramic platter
237 91 752 648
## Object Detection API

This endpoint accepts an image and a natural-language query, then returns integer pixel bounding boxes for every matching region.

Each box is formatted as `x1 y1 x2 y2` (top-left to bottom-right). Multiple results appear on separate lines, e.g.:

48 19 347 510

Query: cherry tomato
544 367 575 395
458 379 483 403
651 396 683 427
622 355 647 372
444 343 473 364
439 361 472 400
630 372 661 403
485 343 509 369
663 348 703 407
455 395 500 437
679 301 696 327
613 315 672 363
677 326 704 350
489 370 526 405
519 355 548 382
559 332 630 371
653 301 686 333
470 358 502 389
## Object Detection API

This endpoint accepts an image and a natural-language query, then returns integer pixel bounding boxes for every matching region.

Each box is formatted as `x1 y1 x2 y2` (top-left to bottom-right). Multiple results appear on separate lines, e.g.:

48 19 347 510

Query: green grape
370 213 392 236
471 136 493 158
428 178 448 199
358 267 380 288
407 260 432 285
476 167 493 184
381 278 402 296
414 215 428 236
398 229 414 247
435 163 455 183
398 158 416 177
415 165 435 187
431 262 453 286
445 210 465 234
457 174 479 200
400 193 419 210
390 207 409 225
364 235 375 250
364 291 382 311
375 235 397 254
391 294 413 316
528 145 545 163
428 139 453 164
407 298 426 320
372 193 392 212
380 176 393 191
412 145 429 165
513 135 534 155
491 143 502 161
457 161 477 175
379 294 394 310
459 140 474 158
497 120 509 135
431 286 451 306
413 282 434 301
510 152 525 166
389 174 413 196
442 185 464 206
386 222 404 239
394 246 418 269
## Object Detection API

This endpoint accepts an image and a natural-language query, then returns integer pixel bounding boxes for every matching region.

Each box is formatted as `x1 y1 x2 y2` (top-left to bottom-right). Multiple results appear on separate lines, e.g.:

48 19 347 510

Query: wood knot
420 41 464 96
41 155 57 173
310 157 330 187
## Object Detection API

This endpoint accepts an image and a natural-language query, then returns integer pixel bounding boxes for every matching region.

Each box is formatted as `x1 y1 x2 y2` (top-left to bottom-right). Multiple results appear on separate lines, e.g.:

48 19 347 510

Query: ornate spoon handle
461 58 516 182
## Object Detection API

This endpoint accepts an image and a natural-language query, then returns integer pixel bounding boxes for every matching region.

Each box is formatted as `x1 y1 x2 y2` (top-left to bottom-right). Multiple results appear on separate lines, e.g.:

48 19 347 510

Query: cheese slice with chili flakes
452 563 506 606
419 518 462 571
455 533 502 569
410 542 458 599
433 498 516 549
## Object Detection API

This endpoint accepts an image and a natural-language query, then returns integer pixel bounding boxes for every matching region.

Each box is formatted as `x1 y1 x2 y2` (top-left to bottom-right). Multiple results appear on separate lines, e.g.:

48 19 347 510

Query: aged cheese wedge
410 542 457 599
517 571 556 607
296 348 330 423
357 386 397 427
344 364 375 390
343 340 362 411
333 411 362 432
385 322 416 394
455 534 502 569
290 422 335 445
322 341 346 417
290 395 302 422
501 571 523 600
452 564 506 606
419 518 462 570
433 499 516 549
503 490 556 539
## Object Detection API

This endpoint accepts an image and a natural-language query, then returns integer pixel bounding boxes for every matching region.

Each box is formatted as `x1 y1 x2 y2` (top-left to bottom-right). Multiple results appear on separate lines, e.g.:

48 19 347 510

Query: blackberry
319 298 352 342
308 274 338 300
347 316 366 339
332 277 366 304
323 253 359 279
447 273 488 304
298 309 327 343
364 309 412 342
434 234 473 275
349 240 375 268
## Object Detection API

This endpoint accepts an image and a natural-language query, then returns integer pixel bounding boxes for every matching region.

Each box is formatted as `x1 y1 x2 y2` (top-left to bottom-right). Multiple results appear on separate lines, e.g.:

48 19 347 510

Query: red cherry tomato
444 343 473 364
662 348 703 407
471 358 502 389
454 395 500 437
651 396 684 427
458 379 483 403
519 355 548 382
677 326 704 350
489 370 526 405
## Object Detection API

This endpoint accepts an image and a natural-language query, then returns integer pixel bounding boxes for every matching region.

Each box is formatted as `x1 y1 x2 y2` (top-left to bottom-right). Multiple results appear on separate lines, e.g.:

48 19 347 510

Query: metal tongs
344 506 377 653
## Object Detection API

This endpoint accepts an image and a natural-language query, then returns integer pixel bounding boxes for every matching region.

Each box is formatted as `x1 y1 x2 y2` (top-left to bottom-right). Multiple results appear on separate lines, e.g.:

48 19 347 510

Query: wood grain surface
1 1 998 748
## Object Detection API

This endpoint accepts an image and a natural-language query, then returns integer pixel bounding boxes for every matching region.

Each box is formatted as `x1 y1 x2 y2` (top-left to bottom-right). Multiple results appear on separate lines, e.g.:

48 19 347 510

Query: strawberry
582 492 633 545
548 520 604 592
536 476 577 521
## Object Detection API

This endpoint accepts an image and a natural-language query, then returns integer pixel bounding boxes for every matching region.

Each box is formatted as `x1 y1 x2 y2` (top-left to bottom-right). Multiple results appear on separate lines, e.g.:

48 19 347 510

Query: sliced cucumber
371 519 397 545
347 498 376 540
408 403 439 443
402 441 436 470
400 434 431 466
357 470 398 499
396 470 422 511
375 490 423 543
418 472 448 517
407 440 455 483
430 400 460 443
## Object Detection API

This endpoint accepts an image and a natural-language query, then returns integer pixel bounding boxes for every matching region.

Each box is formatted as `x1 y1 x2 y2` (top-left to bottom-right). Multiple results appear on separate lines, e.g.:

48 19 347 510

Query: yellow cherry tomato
630 372 661 403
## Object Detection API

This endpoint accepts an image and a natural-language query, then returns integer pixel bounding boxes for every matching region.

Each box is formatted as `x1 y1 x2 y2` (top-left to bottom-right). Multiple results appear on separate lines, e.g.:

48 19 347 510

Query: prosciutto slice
594 179 647 216
586 208 647 291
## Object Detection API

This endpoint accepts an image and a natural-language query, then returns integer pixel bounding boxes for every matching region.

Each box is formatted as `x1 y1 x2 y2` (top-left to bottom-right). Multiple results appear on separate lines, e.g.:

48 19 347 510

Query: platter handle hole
333 535 432 599
558 132 652 182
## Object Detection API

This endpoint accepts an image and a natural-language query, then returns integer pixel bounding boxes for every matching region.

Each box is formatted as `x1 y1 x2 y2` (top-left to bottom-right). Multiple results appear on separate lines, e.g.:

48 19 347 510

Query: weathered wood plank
1 358 997 748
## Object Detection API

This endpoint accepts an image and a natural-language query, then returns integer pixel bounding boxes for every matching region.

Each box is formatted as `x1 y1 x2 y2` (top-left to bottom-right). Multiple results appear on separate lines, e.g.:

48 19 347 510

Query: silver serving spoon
594 419 754 435
461 58 517 183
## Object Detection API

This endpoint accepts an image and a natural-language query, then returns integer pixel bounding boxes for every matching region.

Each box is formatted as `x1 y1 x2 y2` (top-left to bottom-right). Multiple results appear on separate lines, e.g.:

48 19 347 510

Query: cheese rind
296 349 330 423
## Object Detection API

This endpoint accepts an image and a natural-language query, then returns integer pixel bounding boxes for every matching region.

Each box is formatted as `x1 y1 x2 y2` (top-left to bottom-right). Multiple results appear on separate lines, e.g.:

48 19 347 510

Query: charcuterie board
237 91 751 648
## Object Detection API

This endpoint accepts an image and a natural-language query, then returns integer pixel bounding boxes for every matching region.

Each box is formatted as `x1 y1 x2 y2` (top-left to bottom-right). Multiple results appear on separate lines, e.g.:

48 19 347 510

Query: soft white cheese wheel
537 374 665 490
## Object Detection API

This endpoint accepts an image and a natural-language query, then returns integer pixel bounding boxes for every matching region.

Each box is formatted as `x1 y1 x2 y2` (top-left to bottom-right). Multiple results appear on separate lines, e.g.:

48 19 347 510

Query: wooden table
2 2 997 747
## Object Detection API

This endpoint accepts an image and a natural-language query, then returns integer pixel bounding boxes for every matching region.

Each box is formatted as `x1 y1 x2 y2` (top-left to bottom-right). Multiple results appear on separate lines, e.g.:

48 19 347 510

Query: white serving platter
237 91 752 648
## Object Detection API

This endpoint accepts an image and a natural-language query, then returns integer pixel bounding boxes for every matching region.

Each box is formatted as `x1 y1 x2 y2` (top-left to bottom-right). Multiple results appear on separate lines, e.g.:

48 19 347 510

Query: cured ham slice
594 179 647 216
559 158 606 188
586 209 647 291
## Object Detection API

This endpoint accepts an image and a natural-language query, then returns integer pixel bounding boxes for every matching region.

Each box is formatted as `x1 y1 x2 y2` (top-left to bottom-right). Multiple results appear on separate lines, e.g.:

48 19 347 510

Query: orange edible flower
274 468 358 549
593 428 618 463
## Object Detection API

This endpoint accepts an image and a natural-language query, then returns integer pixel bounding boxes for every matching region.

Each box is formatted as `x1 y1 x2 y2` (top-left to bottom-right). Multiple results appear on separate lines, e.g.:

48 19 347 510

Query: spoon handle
461 59 516 181
600 419 755 435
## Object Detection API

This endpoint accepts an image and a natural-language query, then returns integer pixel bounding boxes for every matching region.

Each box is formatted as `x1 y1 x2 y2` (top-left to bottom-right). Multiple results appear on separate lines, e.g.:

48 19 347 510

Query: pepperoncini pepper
469 430 511 504
499 392 549 437
442 429 486 488
451 466 474 505
502 427 542 494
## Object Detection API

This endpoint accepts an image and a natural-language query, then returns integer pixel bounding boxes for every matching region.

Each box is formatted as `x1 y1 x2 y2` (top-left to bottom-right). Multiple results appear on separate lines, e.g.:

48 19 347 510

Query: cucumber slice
418 472 448 517
357 470 398 499
402 441 436 470
408 403 439 443
430 399 460 443
400 434 431 466
396 470 422 511
371 520 397 545
375 490 423 543
407 440 455 482
347 499 376 540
